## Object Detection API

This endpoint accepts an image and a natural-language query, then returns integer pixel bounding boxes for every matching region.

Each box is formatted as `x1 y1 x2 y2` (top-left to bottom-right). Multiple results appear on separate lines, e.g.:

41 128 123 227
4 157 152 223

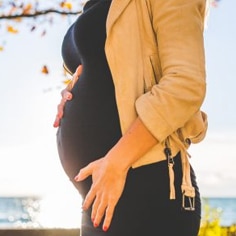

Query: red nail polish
103 226 108 232
94 222 98 228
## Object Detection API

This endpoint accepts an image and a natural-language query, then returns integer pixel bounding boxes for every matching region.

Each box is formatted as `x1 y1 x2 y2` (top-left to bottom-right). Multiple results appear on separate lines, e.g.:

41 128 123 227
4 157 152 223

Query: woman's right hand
53 65 83 128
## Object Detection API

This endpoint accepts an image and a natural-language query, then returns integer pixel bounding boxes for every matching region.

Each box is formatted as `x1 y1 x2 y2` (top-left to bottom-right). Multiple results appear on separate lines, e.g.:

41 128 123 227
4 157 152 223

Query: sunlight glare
37 190 82 229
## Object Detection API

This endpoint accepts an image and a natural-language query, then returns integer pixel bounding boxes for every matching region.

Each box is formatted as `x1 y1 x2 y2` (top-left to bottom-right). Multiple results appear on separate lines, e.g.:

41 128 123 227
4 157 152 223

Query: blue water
0 197 41 228
0 197 235 228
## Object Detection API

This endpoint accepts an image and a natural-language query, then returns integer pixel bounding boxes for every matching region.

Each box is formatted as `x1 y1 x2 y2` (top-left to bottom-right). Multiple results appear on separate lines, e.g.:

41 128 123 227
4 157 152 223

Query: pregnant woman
55 0 208 235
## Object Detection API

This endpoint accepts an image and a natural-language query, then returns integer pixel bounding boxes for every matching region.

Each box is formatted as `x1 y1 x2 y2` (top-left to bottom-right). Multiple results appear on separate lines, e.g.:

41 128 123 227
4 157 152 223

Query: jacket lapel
106 0 132 36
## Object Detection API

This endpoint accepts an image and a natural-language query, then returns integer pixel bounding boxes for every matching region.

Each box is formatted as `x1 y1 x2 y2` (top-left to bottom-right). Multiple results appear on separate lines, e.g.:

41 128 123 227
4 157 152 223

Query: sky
0 0 236 227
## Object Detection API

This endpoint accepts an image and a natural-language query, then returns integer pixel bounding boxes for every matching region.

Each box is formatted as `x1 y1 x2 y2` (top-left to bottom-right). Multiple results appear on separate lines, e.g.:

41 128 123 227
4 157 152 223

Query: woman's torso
58 0 122 170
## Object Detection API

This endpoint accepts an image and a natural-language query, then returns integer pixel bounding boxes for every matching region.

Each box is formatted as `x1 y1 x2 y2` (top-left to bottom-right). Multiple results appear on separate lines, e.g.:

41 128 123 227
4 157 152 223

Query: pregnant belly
57 91 122 170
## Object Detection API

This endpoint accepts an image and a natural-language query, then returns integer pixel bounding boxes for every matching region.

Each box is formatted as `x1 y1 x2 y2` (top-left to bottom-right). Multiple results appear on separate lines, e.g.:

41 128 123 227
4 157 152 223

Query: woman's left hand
74 157 128 232
53 65 82 128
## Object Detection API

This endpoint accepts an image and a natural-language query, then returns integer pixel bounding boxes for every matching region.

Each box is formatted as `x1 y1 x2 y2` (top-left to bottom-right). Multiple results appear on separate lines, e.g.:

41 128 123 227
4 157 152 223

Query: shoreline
0 226 236 236
0 229 80 236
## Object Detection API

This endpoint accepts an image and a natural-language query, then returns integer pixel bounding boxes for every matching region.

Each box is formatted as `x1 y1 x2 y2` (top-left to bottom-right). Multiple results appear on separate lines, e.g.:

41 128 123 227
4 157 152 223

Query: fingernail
103 226 108 232
74 174 80 181
74 176 78 181
74 172 82 181
82 204 87 211
94 222 98 228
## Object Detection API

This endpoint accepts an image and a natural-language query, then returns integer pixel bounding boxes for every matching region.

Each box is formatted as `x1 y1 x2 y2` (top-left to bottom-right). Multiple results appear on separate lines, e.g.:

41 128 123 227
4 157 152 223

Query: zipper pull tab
164 146 175 199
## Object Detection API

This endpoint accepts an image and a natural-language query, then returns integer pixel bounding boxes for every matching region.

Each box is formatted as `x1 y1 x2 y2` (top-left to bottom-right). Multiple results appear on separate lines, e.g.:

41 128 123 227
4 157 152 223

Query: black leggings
82 154 201 236
57 130 201 236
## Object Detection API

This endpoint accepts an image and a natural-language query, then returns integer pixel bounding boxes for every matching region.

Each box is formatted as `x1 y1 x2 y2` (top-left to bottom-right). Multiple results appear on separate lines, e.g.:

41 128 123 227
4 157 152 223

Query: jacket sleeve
135 0 207 142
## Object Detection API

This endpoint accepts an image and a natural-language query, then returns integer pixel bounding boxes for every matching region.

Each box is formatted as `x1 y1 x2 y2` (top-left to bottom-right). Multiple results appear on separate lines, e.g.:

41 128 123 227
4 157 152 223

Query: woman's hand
53 65 82 128
74 156 129 232
73 118 158 231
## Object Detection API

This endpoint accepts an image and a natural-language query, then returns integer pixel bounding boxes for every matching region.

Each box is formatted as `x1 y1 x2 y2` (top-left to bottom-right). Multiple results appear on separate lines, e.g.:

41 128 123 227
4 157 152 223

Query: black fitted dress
56 1 201 235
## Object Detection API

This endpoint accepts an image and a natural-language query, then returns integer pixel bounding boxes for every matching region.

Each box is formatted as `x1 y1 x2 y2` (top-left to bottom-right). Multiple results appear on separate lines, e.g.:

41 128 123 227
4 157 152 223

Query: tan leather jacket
64 0 208 200
105 0 208 170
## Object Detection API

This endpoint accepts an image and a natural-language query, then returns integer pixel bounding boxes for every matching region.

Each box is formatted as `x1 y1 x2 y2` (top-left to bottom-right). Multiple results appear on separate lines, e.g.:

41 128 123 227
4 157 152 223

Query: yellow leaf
14 18 22 23
41 65 49 74
23 3 32 14
63 79 72 85
60 1 72 10
0 46 4 52
7 25 18 34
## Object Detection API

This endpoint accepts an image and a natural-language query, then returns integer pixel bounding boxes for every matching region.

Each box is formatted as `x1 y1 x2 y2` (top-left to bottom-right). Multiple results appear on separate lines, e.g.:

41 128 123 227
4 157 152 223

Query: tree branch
0 9 82 20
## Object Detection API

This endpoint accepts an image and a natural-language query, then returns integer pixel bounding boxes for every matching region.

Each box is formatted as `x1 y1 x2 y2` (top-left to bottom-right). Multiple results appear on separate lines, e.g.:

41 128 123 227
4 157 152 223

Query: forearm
105 117 158 171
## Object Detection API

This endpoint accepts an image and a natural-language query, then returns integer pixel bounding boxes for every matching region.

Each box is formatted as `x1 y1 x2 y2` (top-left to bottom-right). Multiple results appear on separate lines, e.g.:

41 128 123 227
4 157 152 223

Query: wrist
105 145 131 173
104 117 158 172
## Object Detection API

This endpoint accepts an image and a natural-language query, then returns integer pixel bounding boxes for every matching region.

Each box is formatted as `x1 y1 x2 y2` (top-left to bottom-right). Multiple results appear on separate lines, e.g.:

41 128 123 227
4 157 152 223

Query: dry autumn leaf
7 25 18 34
14 18 22 23
60 1 73 10
23 3 32 14
63 79 72 85
41 65 49 74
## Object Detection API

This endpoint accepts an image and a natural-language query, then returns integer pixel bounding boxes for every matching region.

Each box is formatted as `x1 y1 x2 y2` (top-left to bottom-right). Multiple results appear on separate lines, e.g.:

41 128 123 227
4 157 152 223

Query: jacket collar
106 0 132 36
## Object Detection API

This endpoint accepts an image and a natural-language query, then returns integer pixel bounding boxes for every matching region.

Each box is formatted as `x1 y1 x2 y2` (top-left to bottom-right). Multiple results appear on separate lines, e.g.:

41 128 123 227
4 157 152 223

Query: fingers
53 65 82 128
53 95 70 128
75 64 83 77
74 162 93 182
53 91 72 127
61 89 73 100
93 196 116 231
67 65 82 91
53 102 64 128
82 181 117 231
74 163 96 212
92 196 106 227
103 204 115 231
53 116 60 128
74 157 124 232
74 161 111 229
83 185 97 211
90 192 116 231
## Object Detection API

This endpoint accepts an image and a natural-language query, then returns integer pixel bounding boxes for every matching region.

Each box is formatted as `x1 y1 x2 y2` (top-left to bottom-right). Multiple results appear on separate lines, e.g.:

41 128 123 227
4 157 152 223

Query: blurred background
0 0 235 231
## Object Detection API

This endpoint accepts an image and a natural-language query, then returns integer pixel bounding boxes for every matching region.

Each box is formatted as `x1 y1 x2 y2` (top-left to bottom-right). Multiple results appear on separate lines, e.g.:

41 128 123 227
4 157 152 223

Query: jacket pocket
149 53 162 84
143 53 162 92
